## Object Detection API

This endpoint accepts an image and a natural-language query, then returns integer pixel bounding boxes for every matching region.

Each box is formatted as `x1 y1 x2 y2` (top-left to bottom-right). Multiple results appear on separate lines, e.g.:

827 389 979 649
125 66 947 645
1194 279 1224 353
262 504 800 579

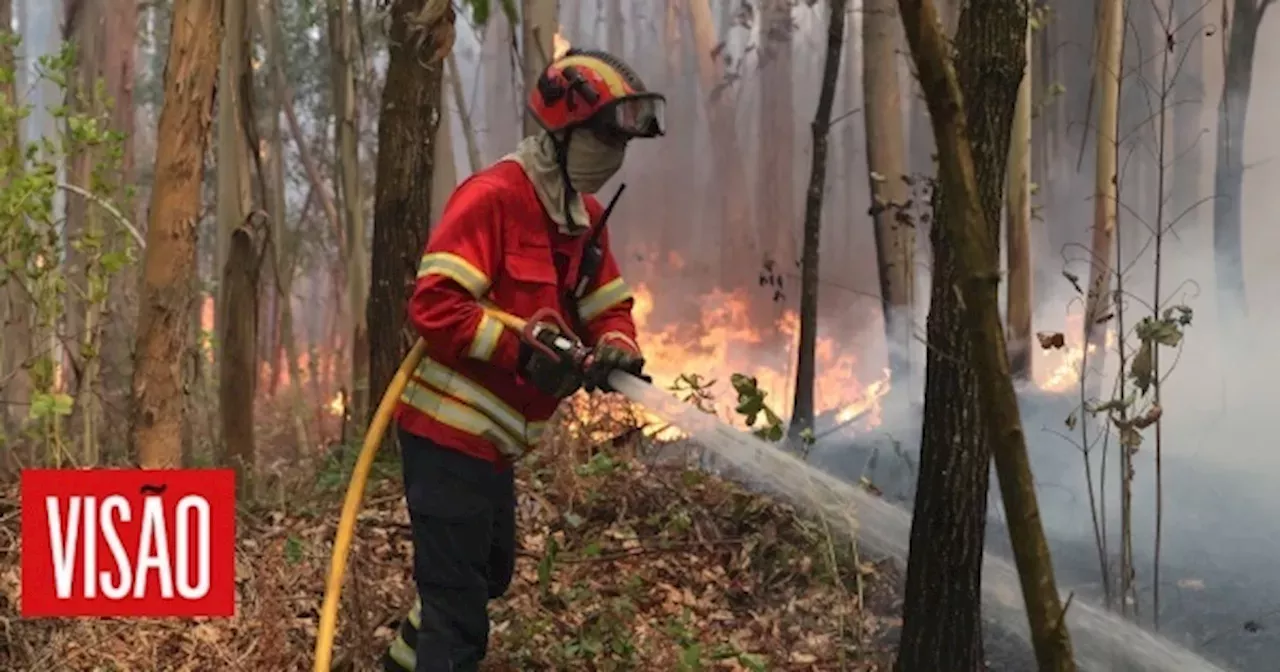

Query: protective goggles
596 93 667 139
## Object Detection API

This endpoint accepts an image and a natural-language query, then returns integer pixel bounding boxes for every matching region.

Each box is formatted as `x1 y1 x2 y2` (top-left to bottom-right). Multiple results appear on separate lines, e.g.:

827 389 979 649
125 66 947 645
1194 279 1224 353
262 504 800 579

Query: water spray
313 311 1231 672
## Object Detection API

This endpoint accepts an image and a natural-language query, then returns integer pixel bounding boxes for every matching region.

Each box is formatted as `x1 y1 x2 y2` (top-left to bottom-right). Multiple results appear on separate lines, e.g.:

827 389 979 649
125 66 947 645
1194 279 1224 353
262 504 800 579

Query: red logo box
20 469 236 618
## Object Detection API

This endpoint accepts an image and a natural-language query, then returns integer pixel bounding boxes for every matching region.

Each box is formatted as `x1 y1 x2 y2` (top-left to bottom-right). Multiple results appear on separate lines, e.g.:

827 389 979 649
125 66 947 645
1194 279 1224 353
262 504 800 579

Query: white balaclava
505 129 626 234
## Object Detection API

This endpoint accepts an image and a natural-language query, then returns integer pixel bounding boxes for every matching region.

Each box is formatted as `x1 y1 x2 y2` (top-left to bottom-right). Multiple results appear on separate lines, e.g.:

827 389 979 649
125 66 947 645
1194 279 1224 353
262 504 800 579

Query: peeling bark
132 0 223 468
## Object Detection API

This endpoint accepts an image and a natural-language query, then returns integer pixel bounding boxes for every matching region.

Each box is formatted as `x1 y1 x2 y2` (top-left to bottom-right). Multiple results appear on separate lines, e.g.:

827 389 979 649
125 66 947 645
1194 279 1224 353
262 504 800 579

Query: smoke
807 17 1280 668
444 3 1280 666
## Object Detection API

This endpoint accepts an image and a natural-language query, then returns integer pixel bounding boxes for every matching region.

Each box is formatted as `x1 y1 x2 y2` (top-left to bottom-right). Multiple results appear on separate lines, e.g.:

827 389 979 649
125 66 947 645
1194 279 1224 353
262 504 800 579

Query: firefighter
383 48 665 672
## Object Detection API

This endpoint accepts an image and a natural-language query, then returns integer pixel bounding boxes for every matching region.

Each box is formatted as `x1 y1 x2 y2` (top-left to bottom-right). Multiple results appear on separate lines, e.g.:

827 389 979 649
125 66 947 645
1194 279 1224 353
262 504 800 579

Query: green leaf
284 535 303 565
537 537 559 597
738 652 767 672
466 0 490 24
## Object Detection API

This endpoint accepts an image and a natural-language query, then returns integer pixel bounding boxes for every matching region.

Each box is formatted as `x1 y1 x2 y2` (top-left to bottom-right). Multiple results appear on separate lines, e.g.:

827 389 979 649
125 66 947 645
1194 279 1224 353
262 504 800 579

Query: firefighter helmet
528 48 666 141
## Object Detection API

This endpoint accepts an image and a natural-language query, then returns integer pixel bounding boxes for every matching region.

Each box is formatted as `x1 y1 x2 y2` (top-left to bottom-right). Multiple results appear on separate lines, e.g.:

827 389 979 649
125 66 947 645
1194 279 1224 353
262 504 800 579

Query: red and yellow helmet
528 49 666 141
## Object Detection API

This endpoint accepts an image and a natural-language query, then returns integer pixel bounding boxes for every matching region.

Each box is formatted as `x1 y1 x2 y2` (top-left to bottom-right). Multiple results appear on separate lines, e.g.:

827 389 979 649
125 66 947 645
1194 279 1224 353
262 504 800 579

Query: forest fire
629 284 891 434
553 29 571 60
1032 313 1118 393
326 390 346 418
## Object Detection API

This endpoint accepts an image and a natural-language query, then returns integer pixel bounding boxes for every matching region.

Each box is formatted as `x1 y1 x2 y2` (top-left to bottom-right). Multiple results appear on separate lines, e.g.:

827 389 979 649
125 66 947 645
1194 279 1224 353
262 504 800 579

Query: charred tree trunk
132 0 223 468
863 0 914 382
898 0 1076 668
1213 0 1269 330
895 0 1032 669
219 224 264 497
788 0 846 444
1005 19 1033 381
367 0 454 436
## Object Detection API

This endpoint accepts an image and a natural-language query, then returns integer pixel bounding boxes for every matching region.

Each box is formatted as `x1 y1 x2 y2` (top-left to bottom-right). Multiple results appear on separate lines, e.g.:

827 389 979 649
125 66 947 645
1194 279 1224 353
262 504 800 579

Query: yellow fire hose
313 307 542 672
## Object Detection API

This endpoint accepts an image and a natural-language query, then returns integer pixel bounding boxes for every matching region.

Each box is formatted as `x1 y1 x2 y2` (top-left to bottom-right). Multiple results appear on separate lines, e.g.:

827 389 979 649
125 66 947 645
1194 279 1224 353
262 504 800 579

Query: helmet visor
603 94 666 138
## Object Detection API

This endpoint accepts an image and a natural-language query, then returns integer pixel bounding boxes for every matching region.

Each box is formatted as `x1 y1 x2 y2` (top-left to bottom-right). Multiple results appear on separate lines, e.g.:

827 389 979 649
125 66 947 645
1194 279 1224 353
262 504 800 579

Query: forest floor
0 410 920 672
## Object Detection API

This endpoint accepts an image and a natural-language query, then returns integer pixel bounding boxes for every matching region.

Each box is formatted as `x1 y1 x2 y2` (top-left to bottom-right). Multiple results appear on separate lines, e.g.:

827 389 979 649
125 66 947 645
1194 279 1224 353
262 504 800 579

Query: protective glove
583 340 650 394
518 326 585 399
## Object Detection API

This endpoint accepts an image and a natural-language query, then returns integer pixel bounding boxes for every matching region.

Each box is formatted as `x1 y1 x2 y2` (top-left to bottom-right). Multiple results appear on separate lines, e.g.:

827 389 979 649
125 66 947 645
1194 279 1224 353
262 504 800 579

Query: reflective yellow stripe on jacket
577 277 633 323
467 312 504 361
417 251 490 297
398 355 547 459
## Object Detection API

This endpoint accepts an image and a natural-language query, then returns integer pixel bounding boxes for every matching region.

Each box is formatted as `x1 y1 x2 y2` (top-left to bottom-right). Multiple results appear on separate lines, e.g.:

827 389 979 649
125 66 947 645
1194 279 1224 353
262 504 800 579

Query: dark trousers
385 429 516 672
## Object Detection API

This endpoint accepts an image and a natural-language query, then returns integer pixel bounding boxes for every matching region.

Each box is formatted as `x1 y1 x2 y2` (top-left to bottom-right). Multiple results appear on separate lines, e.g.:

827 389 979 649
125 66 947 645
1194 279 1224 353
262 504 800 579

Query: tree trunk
688 0 754 293
1213 0 1267 331
367 0 454 436
1005 19 1033 381
521 0 557 138
132 0 223 469
1083 0 1122 355
329 0 370 434
897 0 1076 669
99 0 138 462
263 0 311 456
433 74 458 220
63 0 103 463
608 0 624 53
758 0 796 294
787 0 846 444
895 0 1034 669
275 70 344 248
1170 0 1204 228
447 52 482 174
482 13 519 160
216 0 249 340
219 225 263 498
863 0 914 382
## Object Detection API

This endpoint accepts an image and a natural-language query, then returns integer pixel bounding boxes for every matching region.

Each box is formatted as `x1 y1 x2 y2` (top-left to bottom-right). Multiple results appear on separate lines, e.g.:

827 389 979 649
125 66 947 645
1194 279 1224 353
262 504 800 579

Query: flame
629 282 891 436
553 28 571 60
1033 313 1118 392
326 390 346 418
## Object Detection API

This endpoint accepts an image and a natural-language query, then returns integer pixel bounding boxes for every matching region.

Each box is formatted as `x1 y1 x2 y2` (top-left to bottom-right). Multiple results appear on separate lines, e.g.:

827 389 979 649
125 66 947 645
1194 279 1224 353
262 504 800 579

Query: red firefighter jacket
394 160 641 466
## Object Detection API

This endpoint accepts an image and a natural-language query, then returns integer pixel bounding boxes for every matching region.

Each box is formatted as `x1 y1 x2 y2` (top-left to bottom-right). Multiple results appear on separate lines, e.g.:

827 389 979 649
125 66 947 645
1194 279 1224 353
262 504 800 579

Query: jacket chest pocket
499 252 560 306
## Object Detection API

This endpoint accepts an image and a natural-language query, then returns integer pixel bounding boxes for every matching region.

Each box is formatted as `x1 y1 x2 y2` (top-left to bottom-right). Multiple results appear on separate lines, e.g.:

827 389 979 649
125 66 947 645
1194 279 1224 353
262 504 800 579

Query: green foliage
730 374 786 443
666 371 814 448
459 0 520 27
0 41 133 463
1085 305 1193 452
667 610 767 671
